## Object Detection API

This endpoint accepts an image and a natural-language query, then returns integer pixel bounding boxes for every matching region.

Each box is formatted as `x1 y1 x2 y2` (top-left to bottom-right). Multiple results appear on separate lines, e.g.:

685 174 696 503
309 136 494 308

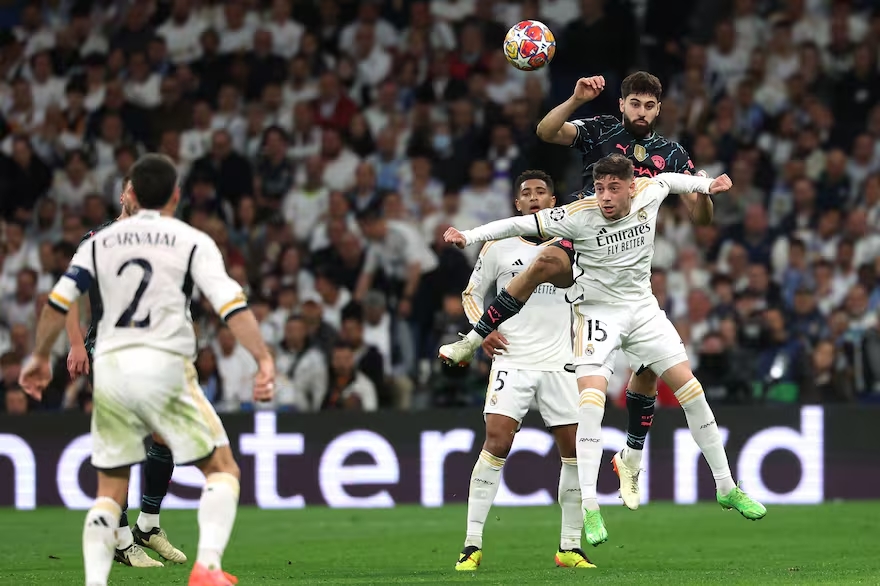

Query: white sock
576 388 606 511
558 458 581 550
466 330 483 343
674 378 736 495
115 526 133 550
136 512 160 533
464 450 504 549
197 472 240 571
83 497 121 586
621 446 642 468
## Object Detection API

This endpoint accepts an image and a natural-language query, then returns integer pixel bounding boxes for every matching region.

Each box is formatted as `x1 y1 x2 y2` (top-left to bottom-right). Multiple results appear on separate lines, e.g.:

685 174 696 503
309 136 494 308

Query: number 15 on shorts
575 316 609 359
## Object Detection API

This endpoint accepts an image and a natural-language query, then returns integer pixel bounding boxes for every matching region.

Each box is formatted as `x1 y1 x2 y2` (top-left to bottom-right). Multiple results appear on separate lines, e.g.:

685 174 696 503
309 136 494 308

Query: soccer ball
503 20 556 71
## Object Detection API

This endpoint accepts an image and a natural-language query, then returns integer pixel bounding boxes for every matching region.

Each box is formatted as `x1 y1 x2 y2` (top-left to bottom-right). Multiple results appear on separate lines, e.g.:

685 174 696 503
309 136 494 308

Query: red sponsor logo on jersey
651 155 666 170
616 143 630 154
634 166 659 177
687 159 695 169
560 239 573 249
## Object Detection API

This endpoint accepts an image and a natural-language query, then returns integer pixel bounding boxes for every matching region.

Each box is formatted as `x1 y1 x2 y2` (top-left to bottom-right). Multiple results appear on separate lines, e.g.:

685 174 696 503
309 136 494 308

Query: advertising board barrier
0 405 875 509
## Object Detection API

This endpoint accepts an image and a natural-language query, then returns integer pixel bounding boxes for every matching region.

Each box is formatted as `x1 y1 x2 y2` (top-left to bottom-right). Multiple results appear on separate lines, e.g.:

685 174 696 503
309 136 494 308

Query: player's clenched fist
708 174 733 194
573 76 605 102
444 226 467 249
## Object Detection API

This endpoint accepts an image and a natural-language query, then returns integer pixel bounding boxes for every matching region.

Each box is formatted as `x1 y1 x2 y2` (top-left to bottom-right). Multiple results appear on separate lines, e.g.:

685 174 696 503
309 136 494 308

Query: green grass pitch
1 503 879 584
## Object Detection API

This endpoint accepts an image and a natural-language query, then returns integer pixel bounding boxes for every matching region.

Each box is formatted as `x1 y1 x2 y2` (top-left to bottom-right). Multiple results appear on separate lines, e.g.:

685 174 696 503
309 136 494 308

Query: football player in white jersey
19 154 275 586
441 154 766 546
455 170 594 572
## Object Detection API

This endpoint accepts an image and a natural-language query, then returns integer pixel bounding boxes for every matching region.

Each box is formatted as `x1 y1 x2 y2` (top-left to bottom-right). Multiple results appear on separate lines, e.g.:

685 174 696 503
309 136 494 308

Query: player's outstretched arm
536 76 605 145
444 215 541 248
65 299 90 377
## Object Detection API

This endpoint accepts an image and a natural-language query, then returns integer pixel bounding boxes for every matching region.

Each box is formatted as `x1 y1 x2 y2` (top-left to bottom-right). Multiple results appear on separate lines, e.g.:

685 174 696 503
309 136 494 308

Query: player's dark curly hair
593 154 634 181
621 71 662 100
514 169 555 195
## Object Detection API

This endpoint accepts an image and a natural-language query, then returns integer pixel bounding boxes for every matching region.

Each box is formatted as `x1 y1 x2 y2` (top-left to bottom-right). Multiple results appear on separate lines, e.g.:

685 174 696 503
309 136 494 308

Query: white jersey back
463 236 573 370
534 174 712 305
50 210 247 359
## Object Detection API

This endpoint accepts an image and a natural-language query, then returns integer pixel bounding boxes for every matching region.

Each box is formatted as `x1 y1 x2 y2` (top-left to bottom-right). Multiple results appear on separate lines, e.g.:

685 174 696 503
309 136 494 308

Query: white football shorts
483 368 579 428
571 296 688 381
90 347 230 470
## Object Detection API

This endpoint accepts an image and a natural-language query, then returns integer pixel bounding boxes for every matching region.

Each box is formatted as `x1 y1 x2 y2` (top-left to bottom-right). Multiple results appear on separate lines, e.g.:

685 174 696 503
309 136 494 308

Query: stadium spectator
324 341 378 411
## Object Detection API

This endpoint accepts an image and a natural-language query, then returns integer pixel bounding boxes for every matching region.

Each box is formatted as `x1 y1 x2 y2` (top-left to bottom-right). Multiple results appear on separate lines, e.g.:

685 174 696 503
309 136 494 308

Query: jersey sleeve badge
549 208 566 221
634 144 647 161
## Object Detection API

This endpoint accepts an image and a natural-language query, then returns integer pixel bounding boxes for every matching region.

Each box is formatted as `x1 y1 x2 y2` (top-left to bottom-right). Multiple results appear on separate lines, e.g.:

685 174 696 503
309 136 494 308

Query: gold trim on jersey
462 281 482 323
631 177 653 198
517 236 559 246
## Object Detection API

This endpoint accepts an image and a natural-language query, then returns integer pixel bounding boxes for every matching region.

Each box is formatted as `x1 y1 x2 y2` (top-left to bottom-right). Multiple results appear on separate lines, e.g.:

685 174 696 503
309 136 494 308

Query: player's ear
618 97 624 114
656 101 661 117
514 198 522 212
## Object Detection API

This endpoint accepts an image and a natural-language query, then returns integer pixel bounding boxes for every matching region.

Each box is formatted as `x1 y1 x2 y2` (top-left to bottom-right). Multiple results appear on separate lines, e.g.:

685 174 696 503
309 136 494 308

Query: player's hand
481 331 509 357
19 355 52 401
253 357 276 403
67 344 89 378
708 174 733 194
443 227 467 249
573 76 605 103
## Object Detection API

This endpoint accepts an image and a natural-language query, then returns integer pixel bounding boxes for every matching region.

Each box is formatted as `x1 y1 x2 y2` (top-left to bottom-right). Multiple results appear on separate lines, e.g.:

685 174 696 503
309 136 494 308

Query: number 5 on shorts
493 370 507 392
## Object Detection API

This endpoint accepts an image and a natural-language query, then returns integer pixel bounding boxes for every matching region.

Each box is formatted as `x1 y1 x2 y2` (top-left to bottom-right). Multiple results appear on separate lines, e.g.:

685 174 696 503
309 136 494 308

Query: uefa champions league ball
503 20 556 71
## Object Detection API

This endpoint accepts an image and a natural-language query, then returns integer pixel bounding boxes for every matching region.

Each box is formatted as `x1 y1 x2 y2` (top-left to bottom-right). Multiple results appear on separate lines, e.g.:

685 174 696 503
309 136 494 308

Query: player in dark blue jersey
465 72 717 512
65 183 186 567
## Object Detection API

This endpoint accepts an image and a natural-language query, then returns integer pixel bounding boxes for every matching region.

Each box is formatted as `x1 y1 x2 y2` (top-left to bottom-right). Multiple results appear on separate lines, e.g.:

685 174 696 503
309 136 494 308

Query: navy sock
625 390 656 450
474 289 525 338
141 443 174 514
119 506 128 528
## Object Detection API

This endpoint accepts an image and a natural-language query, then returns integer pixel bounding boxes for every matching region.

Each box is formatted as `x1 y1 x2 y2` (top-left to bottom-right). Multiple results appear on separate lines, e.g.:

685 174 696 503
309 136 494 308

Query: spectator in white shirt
212 325 258 412
288 101 322 164
4 77 44 136
459 159 512 225
0 269 38 331
211 84 248 150
123 51 161 109
321 128 361 192
264 0 305 59
402 1 456 52
27 52 65 114
485 52 524 106
338 1 399 56
350 24 392 90
324 342 379 411
707 20 749 96
51 149 100 212
283 155 329 243
158 0 207 64
315 270 353 331
274 315 329 412
363 80 401 138
218 0 257 54
181 99 215 165
14 3 55 58
282 55 319 109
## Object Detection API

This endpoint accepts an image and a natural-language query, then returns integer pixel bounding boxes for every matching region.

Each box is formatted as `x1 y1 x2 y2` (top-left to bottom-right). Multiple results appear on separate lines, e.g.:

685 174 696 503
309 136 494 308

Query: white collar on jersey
135 210 161 219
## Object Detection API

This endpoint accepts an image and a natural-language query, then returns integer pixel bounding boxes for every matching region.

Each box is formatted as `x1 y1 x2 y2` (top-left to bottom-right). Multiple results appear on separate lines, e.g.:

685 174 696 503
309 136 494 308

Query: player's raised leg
548 423 595 568
456 411 518 571
134 435 187 563
611 370 657 510
660 361 766 519
439 246 574 366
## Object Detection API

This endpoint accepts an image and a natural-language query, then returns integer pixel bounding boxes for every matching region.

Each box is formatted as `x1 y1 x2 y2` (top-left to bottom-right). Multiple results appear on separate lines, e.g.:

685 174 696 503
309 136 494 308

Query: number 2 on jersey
116 258 152 328
585 319 607 342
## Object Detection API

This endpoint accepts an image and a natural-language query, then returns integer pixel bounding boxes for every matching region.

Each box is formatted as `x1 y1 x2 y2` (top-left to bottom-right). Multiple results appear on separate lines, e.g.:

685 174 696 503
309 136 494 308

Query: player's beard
622 114 655 139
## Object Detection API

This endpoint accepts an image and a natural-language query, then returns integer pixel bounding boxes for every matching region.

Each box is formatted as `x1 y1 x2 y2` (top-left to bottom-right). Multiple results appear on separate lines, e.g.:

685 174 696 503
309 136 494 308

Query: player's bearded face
120 183 138 217
620 95 660 138
594 176 634 220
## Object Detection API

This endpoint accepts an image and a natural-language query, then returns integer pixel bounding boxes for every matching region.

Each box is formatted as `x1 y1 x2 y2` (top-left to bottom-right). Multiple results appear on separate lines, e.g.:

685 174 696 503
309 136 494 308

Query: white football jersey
460 173 713 305
535 174 713 304
463 236 573 371
49 210 247 359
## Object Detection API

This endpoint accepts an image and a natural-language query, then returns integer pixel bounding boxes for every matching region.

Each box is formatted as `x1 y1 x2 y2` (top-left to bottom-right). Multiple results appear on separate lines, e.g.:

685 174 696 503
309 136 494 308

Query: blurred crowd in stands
1 0 879 415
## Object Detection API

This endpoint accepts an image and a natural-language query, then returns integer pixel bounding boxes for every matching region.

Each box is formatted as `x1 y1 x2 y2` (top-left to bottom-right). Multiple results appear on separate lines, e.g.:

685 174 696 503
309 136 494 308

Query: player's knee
483 430 514 459
629 369 658 397
151 433 166 445
530 251 565 280
197 447 240 480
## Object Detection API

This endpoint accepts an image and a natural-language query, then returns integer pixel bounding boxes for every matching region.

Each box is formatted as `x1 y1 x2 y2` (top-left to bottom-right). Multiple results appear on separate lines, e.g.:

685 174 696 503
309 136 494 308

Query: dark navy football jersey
561 114 694 203
80 219 114 356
